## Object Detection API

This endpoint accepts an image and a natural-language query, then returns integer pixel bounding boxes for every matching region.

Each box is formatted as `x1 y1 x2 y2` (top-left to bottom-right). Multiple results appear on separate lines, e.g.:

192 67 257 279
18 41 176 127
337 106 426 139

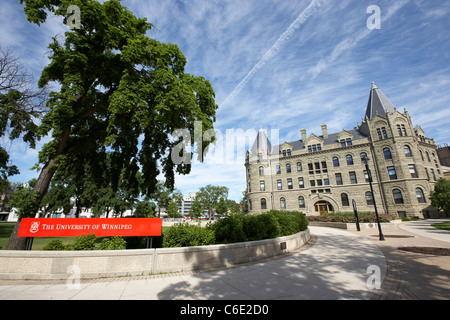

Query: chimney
321 124 328 139
301 128 307 142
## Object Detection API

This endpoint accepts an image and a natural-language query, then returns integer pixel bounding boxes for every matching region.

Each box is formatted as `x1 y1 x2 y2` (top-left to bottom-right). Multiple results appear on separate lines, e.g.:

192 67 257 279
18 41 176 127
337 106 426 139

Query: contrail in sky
308 0 410 78
220 0 323 108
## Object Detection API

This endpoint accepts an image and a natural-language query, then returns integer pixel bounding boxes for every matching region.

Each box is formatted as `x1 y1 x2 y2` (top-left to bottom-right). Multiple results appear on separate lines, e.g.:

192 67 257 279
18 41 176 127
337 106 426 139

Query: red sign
17 218 162 238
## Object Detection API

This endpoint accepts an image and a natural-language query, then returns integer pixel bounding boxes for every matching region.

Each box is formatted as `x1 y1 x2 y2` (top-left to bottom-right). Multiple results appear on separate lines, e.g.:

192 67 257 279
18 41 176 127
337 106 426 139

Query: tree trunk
4 218 27 250
5 130 70 250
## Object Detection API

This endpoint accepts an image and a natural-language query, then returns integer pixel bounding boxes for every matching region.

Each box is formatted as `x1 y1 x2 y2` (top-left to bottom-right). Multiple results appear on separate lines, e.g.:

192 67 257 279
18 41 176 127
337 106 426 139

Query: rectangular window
287 149 291 156
431 168 436 181
277 179 282 190
346 138 352 146
387 166 397 180
409 164 418 178
317 179 323 186
308 163 314 174
298 177 305 188
310 180 315 187
349 171 357 184
276 165 281 174
287 178 293 189
260 181 265 191
382 127 388 139
340 139 346 147
324 178 330 186
377 128 382 140
321 161 327 173
335 173 343 185
315 162 320 174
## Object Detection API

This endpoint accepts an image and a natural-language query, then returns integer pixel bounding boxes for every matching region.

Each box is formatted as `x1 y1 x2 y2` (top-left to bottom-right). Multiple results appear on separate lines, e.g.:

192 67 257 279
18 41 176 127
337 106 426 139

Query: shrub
72 234 96 250
43 240 67 251
163 223 215 248
213 214 247 244
268 210 308 236
98 237 127 250
214 211 307 244
306 214 395 223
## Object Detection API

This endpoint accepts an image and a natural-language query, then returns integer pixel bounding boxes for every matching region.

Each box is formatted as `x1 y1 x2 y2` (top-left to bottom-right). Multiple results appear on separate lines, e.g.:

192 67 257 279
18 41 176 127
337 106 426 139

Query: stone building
245 83 442 218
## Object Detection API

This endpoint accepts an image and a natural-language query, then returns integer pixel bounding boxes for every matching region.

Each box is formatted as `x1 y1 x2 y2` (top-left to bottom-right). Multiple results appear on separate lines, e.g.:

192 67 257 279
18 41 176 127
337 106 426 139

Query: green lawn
0 222 169 250
431 221 450 232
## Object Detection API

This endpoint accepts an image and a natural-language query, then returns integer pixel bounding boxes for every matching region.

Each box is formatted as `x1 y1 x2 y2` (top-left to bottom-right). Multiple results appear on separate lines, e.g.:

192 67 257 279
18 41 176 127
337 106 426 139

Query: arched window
346 154 353 165
297 162 302 172
365 191 374 205
280 197 286 209
415 188 426 203
420 150 424 161
341 193 349 206
286 163 291 173
249 199 252 210
298 196 305 208
404 145 412 157
360 152 367 163
261 198 267 210
259 166 264 176
393 189 404 204
333 156 340 167
426 151 431 162
383 148 392 160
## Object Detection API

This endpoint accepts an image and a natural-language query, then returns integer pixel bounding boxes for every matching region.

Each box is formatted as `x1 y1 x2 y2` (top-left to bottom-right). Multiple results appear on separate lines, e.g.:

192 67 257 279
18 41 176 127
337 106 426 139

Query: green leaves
19 0 218 205
430 178 450 213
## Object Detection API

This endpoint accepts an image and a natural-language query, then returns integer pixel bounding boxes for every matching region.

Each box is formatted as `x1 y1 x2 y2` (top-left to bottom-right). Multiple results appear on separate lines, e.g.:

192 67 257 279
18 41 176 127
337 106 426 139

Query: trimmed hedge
306 214 395 223
162 223 216 248
212 210 308 244
161 210 309 247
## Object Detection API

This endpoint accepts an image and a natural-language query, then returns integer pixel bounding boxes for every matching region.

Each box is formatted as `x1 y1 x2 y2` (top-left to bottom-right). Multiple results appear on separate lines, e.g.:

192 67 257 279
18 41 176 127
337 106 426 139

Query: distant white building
178 192 197 217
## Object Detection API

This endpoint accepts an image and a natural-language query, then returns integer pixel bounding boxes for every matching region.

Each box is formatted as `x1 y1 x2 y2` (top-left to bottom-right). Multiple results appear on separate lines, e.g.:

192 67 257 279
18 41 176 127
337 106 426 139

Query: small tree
195 185 228 220
430 178 450 213
166 200 182 218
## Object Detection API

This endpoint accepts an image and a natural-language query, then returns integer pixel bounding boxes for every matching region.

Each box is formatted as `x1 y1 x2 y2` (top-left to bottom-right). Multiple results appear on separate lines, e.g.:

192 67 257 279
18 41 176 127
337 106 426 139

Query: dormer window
340 138 352 146
308 144 322 152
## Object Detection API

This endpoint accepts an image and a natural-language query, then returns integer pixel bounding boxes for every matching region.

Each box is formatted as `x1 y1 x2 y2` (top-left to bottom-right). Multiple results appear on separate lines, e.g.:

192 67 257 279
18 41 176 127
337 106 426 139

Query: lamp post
362 156 385 241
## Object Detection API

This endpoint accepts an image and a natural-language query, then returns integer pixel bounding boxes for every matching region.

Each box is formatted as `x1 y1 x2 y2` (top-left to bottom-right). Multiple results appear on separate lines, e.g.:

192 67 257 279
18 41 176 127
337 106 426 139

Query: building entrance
314 201 334 215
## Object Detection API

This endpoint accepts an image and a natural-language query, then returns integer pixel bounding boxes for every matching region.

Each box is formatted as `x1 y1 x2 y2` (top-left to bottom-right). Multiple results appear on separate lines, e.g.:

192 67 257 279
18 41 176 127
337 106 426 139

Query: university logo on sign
30 221 40 234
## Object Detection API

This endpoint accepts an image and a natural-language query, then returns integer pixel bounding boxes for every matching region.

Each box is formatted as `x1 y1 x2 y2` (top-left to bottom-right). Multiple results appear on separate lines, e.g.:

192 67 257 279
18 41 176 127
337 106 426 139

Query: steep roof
250 126 272 155
365 82 397 119
272 128 368 154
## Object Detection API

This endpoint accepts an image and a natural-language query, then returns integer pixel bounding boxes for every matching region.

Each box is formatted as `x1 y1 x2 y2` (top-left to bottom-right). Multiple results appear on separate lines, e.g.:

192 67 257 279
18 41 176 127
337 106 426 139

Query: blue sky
1 0 450 201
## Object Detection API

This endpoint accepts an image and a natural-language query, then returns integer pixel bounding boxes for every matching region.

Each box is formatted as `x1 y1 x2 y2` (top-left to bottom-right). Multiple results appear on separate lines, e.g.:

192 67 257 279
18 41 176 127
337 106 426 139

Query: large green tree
7 0 218 249
430 178 450 214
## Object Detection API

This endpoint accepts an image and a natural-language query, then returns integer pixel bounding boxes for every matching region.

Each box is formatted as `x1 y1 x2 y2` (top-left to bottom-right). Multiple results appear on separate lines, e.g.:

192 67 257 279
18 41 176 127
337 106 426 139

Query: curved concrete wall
0 229 310 280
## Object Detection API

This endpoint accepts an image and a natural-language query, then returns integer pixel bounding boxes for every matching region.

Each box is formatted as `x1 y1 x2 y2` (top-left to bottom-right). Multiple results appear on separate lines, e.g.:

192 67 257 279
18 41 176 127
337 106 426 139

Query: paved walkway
0 220 448 300
0 227 386 300
352 219 450 300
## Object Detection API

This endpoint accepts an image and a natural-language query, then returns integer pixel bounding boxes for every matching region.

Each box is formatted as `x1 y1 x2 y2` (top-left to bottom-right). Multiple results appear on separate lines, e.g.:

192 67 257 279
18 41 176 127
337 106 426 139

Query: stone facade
245 83 442 218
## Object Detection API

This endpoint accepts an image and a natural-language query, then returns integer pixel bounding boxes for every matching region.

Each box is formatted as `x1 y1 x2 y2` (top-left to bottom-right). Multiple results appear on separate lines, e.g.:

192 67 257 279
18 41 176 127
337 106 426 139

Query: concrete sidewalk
0 227 386 300
348 219 450 300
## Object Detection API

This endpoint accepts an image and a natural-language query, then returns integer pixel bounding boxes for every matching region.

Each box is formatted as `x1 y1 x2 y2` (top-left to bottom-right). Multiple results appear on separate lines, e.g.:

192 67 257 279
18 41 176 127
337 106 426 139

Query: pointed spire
250 126 272 156
365 82 397 119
